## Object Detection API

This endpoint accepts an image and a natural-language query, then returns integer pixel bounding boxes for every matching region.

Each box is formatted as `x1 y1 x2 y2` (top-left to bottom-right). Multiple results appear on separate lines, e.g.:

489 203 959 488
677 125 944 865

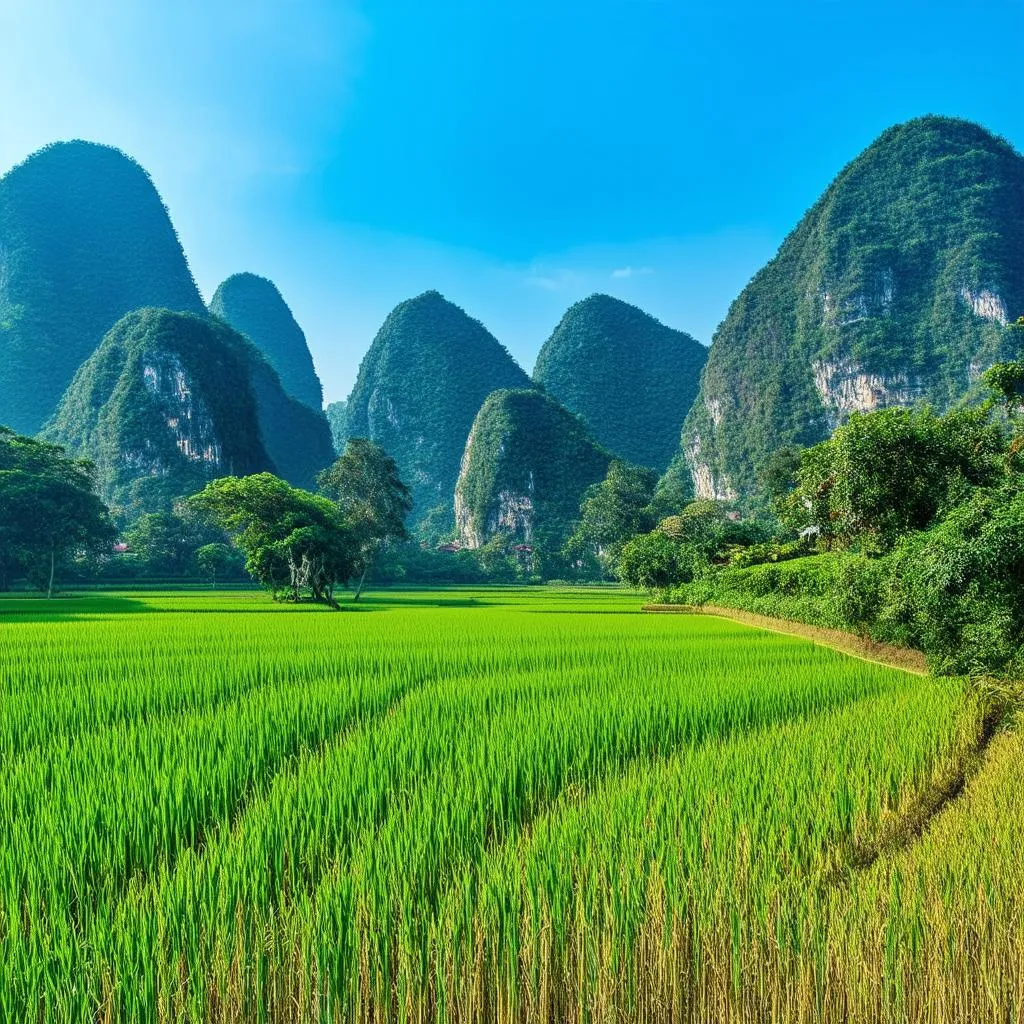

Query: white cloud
610 265 655 279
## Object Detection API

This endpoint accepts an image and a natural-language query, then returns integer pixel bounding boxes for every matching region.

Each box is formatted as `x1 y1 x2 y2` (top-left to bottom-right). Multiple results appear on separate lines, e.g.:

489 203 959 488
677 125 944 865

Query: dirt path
643 603 929 675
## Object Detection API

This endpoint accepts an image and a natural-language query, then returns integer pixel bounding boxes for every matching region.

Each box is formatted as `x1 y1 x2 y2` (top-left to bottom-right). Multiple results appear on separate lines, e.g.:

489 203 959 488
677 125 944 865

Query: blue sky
2 0 1024 403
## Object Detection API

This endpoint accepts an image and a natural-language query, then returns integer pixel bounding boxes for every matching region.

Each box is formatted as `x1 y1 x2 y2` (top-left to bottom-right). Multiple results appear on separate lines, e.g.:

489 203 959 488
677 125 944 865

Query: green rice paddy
0 588 1019 1022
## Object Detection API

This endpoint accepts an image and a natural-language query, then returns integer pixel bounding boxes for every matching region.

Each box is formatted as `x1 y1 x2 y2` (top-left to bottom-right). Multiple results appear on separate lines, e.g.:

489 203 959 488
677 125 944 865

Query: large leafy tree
564 461 658 575
617 531 708 593
782 406 1004 552
0 427 114 595
188 473 356 606
318 438 412 600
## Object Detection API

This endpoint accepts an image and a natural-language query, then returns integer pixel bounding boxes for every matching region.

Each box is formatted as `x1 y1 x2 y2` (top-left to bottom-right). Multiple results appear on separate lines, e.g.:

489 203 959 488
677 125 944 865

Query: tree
188 473 356 606
195 543 240 588
317 438 412 600
781 406 1004 552
617 532 708 593
0 427 114 596
564 461 658 576
885 480 1024 675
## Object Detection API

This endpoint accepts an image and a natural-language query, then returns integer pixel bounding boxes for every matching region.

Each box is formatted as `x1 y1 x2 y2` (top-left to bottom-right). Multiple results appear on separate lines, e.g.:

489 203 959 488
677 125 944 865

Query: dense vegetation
648 355 1024 677
681 116 1024 499
345 291 532 520
3 589 1016 1022
0 141 204 435
210 272 325 412
0 427 113 593
534 294 707 470
454 389 610 565
326 399 348 454
42 309 335 518
41 309 273 519
244 353 336 491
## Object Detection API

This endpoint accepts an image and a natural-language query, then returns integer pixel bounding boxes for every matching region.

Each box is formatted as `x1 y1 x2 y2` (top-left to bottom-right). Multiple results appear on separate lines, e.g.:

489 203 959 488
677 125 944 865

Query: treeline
0 429 412 604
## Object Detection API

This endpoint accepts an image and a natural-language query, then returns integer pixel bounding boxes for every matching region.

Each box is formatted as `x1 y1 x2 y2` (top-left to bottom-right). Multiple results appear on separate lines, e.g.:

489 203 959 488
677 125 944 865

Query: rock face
43 309 272 518
209 273 324 412
681 116 1024 500
454 389 611 550
43 308 336 516
0 141 205 434
326 400 348 455
346 291 532 517
533 294 707 471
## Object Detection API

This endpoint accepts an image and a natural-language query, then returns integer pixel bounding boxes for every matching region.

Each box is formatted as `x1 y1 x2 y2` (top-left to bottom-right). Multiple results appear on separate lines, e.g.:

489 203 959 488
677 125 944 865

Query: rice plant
0 588 1016 1022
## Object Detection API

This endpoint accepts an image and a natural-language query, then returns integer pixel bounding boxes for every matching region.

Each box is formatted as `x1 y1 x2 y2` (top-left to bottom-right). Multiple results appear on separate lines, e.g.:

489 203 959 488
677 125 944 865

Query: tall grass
0 588 1016 1022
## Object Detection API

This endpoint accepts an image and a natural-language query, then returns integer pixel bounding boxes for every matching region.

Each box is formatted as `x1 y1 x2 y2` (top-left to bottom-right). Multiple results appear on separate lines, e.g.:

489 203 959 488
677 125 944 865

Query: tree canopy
0 426 114 594
318 438 411 599
188 473 356 606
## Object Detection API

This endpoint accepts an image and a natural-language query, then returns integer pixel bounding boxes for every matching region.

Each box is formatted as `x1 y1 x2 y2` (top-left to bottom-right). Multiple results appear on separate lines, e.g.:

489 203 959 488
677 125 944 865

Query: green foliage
209 273 324 411
318 438 412 597
681 116 1024 499
564 460 658 574
42 308 335 519
647 453 695 519
42 309 271 519
325 400 349 455
244 353 336 491
188 473 356 605
0 141 205 434
195 543 243 586
884 482 1024 676
617 531 708 593
782 406 1003 551
454 389 611 562
533 294 707 471
0 426 114 593
120 510 228 577
345 291 532 517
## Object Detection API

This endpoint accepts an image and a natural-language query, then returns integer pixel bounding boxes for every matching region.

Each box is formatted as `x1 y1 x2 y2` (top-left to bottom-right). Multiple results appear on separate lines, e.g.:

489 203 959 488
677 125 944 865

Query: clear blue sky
3 0 1024 403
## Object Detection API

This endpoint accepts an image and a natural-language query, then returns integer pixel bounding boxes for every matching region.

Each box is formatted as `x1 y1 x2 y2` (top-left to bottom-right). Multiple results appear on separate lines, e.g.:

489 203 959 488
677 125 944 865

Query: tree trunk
47 544 55 599
353 564 370 602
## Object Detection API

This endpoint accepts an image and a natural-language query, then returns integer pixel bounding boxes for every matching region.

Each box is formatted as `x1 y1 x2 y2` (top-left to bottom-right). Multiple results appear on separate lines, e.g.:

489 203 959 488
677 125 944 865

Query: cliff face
42 309 271 518
0 141 204 434
346 291 532 518
325 400 348 455
209 273 325 412
680 116 1024 500
533 294 707 471
454 389 610 550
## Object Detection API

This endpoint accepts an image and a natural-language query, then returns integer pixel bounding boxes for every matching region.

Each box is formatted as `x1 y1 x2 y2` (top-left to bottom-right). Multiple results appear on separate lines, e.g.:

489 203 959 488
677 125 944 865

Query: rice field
0 587 1019 1023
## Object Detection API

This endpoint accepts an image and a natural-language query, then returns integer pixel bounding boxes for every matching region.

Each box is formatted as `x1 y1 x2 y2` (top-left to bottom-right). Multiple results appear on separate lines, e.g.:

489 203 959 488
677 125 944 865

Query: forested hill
209 273 324 412
681 115 1024 501
42 309 271 518
43 308 335 517
533 294 707 471
454 388 611 551
345 290 532 519
0 141 205 435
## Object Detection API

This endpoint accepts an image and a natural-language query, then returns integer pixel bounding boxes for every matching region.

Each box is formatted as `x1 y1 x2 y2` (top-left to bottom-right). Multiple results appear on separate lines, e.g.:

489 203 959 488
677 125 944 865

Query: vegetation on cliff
42 309 272 519
0 141 204 434
209 273 324 412
681 116 1024 500
534 294 707 470
326 400 348 454
345 291 531 517
454 388 610 559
